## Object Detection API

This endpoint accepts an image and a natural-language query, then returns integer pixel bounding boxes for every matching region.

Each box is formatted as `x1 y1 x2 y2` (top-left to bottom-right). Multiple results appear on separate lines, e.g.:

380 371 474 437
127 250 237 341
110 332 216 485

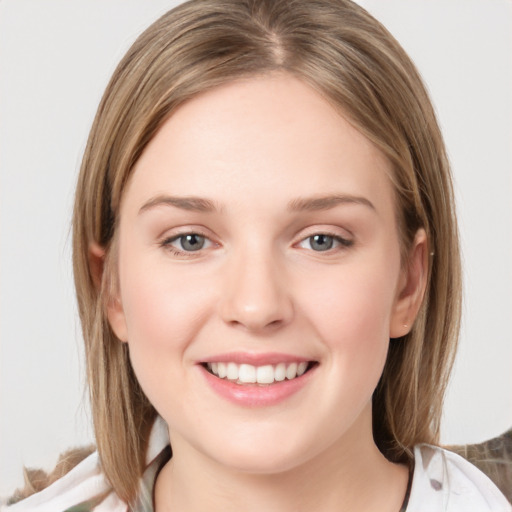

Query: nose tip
219 256 293 332
225 303 287 332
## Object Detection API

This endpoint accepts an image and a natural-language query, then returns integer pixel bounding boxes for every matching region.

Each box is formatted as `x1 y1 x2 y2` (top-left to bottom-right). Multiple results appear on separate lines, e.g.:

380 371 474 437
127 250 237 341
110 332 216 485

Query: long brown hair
72 0 461 504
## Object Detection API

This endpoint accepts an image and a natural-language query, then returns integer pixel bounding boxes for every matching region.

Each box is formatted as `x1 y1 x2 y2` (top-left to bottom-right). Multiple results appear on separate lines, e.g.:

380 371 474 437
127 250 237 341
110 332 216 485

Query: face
106 73 424 474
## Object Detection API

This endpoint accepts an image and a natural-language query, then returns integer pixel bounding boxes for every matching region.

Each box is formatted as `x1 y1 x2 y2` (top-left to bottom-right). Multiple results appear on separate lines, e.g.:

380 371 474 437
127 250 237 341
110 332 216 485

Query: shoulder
0 451 126 512
1 417 169 512
449 428 512 503
406 444 511 512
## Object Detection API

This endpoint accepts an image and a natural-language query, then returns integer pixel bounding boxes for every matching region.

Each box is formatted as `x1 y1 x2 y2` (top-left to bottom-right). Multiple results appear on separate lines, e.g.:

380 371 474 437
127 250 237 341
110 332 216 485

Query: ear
389 229 428 338
89 242 105 291
88 242 128 342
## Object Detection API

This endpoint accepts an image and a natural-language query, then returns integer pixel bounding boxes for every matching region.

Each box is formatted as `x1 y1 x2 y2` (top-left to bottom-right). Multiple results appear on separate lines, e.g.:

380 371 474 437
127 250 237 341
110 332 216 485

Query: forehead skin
124 72 396 230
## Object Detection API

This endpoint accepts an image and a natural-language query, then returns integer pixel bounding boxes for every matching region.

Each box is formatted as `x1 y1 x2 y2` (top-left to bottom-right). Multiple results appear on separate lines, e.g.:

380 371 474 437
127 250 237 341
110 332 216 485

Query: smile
205 361 311 385
199 353 318 406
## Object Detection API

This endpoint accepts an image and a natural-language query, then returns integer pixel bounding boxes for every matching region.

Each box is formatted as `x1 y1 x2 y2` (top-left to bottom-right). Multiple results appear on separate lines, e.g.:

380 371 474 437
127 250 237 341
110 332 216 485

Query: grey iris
310 234 334 251
181 234 205 251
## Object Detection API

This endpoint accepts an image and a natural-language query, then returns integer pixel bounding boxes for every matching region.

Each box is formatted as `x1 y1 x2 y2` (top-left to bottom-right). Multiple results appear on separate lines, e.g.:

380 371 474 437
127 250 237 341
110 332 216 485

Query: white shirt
3 418 510 512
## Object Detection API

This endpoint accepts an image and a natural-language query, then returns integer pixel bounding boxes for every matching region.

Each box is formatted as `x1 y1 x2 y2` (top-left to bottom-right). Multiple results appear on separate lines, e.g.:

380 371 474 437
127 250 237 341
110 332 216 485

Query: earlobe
88 242 128 343
89 242 106 291
390 229 428 338
107 299 129 343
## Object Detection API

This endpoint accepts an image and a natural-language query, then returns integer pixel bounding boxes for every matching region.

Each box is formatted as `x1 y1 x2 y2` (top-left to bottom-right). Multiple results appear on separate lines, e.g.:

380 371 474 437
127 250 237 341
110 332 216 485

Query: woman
4 1 510 510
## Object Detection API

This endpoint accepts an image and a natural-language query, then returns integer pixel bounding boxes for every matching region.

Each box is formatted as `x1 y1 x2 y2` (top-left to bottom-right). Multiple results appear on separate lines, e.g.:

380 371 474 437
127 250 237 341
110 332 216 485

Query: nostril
226 316 285 332
219 271 294 331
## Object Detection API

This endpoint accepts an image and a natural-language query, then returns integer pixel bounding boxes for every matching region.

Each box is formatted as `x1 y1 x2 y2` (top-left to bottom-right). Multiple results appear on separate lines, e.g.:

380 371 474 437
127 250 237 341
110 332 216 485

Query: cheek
119 258 210 345
307 270 396 337
300 258 399 376
116 251 216 404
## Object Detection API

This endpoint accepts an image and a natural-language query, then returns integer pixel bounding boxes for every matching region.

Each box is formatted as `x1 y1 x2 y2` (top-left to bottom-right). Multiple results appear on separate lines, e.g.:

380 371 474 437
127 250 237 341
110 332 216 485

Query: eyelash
298 232 354 252
159 231 354 258
160 231 212 258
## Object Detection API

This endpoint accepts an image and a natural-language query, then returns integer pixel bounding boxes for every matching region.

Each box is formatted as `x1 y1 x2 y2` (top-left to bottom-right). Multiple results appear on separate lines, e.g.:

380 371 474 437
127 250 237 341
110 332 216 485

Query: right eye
161 232 213 255
297 232 353 252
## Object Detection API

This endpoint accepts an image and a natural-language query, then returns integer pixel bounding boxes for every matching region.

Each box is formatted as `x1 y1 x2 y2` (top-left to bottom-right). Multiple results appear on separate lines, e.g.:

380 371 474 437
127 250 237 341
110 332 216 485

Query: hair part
73 0 461 504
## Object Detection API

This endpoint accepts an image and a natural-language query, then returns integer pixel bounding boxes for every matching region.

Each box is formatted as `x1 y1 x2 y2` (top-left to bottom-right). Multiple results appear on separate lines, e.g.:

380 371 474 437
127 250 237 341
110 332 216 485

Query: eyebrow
287 194 376 212
139 193 375 215
139 195 220 214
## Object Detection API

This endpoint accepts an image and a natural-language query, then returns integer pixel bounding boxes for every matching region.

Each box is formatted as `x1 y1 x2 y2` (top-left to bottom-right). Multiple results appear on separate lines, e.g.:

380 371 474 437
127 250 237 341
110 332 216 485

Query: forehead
126 73 395 218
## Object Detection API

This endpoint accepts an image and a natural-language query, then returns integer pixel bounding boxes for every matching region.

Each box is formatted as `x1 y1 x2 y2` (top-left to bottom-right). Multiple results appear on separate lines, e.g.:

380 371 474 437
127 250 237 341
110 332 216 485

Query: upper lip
199 352 314 366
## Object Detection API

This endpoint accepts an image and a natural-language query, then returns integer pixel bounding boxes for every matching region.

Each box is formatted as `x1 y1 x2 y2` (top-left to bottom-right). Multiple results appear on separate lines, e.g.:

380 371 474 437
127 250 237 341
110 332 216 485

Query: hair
7 446 96 506
449 429 512 503
72 0 461 505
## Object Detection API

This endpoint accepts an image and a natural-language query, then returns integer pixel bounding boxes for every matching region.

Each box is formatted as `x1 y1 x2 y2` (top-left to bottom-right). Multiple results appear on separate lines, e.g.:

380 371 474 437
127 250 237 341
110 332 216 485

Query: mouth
201 361 318 385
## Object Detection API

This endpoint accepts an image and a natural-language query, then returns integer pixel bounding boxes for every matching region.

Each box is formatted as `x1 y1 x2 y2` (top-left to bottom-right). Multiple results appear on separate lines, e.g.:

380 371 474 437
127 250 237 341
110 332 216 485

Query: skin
95 72 427 511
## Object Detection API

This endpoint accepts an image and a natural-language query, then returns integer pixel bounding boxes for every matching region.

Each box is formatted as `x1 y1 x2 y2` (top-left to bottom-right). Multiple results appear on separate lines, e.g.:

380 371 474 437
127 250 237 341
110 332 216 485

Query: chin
195 429 318 475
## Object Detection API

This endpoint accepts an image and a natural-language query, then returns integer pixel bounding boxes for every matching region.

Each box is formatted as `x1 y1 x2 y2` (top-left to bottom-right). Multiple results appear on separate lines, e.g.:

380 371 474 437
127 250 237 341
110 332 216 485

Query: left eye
167 233 210 252
299 234 351 252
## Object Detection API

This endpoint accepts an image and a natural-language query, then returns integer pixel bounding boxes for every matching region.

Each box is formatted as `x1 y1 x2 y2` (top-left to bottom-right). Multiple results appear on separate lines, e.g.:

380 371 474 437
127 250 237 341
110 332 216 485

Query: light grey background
1 0 511 498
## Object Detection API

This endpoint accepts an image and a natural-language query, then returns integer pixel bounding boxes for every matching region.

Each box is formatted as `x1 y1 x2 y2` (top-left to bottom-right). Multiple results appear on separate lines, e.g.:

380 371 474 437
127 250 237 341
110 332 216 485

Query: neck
154 410 409 512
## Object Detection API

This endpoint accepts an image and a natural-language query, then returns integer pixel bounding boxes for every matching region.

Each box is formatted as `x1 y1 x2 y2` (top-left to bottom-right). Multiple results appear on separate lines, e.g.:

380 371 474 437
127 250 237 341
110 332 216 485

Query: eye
163 233 212 253
298 233 353 252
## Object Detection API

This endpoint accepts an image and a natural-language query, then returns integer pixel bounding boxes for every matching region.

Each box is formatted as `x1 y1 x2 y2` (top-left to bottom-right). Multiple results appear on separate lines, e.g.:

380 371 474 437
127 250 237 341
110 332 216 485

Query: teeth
206 361 311 384
217 362 227 378
239 364 256 383
274 363 286 381
286 362 298 380
256 365 274 384
226 362 238 380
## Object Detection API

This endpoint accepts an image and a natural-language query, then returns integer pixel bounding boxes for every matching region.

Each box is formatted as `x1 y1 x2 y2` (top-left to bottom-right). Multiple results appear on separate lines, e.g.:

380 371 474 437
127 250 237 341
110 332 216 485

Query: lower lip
199 364 316 407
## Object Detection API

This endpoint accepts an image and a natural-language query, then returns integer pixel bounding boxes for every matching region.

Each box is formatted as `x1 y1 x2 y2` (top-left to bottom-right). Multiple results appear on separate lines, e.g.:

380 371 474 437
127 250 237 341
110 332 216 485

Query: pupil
311 234 333 251
182 234 204 251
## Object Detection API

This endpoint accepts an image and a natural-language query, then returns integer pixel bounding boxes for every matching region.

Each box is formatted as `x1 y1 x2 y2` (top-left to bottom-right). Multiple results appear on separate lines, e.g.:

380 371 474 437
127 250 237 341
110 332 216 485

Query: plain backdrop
1 0 511 498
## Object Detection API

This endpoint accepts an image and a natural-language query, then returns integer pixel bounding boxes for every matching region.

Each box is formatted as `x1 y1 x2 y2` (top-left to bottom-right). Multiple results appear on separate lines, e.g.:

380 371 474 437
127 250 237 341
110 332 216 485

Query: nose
219 247 294 332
